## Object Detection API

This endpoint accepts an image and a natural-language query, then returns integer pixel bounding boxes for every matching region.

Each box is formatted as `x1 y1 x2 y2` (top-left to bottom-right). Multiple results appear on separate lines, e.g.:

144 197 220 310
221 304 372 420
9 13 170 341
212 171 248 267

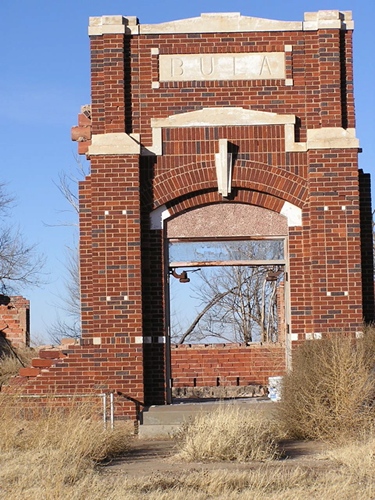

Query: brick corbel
71 110 92 155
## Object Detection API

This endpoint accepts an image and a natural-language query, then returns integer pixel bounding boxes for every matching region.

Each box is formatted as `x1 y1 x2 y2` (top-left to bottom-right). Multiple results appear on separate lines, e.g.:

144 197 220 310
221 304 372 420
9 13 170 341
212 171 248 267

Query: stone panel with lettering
159 53 286 82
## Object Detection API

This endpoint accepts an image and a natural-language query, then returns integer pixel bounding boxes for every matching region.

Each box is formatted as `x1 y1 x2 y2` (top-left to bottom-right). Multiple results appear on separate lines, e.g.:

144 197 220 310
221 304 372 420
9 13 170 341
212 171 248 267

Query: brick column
318 29 343 128
307 149 363 334
82 155 144 403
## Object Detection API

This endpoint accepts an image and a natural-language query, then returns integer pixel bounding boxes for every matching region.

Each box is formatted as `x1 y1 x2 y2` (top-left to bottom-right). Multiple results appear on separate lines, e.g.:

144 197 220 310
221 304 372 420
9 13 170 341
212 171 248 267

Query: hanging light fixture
170 269 190 283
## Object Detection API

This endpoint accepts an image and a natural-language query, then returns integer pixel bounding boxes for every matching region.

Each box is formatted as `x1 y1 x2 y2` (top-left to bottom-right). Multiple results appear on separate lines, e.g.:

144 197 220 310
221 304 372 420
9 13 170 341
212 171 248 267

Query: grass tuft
174 405 282 462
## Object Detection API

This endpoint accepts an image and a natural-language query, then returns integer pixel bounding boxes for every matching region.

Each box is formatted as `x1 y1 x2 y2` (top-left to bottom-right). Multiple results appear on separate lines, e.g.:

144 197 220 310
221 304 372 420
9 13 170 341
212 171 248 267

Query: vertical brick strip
90 36 104 135
103 34 126 133
79 176 93 338
318 30 342 128
359 170 375 322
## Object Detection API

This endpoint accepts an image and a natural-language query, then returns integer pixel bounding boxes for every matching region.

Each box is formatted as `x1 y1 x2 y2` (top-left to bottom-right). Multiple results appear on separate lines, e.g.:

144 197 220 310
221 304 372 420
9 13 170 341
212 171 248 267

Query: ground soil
103 437 330 479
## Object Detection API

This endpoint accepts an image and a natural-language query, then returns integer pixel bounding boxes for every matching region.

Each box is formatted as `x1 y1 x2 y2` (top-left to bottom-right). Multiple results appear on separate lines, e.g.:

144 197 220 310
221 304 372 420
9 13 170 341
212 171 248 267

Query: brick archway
9 10 372 419
153 159 307 211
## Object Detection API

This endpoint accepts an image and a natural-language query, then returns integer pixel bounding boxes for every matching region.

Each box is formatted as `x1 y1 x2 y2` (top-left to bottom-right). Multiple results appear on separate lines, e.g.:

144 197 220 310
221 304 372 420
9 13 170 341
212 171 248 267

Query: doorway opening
165 237 288 402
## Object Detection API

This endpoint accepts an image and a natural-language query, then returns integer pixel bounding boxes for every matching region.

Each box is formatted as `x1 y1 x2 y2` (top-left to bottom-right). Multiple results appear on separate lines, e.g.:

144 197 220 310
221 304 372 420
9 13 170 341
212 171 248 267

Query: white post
110 392 114 430
102 393 107 429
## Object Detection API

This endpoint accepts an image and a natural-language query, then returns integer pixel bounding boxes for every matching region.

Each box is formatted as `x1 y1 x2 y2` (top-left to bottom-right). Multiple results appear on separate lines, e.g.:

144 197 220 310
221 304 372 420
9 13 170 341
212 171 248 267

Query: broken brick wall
0 296 30 350
170 343 286 389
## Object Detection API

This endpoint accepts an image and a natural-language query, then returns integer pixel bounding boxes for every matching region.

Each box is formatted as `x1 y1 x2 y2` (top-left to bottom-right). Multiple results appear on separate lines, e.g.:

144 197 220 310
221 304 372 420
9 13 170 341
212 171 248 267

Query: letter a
259 56 272 76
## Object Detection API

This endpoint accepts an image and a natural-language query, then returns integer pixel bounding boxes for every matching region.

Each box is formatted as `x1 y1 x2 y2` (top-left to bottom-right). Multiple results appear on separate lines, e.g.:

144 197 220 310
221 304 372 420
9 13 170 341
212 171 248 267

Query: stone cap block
88 11 354 35
89 15 139 35
303 10 353 30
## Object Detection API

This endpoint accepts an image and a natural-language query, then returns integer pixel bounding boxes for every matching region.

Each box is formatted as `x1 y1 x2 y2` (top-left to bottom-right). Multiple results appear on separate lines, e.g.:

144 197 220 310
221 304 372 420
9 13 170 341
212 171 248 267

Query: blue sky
1 1 374 342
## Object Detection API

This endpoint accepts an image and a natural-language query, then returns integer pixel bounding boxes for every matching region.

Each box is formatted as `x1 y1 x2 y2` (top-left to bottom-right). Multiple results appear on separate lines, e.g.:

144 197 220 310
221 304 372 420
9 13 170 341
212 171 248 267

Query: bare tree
47 159 87 342
48 246 81 343
174 265 282 344
0 182 44 294
171 241 284 344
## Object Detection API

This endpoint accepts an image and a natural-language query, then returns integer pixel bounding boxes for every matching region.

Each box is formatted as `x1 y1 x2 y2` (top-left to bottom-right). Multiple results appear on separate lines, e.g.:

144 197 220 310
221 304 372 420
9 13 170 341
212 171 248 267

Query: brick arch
153 158 307 211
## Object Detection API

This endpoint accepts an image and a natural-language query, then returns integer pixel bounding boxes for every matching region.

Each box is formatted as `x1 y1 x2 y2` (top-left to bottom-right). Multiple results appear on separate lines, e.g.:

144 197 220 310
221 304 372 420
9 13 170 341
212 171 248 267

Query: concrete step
139 398 275 438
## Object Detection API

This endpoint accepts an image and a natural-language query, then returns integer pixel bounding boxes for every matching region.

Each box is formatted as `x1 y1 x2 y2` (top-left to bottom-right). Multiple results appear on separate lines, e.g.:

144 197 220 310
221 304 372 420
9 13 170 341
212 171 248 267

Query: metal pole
102 393 107 429
110 392 114 430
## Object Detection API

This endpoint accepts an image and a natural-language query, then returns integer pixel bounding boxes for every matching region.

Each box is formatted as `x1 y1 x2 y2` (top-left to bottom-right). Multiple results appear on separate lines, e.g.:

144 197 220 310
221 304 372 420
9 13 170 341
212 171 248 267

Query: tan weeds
278 330 375 442
0 394 133 499
173 405 282 462
0 347 35 386
0 394 375 499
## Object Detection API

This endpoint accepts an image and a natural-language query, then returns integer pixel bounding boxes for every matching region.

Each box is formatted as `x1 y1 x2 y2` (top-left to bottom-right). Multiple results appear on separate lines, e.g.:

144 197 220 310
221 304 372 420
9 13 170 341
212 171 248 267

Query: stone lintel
151 107 296 129
306 128 359 150
146 109 359 155
87 133 140 156
86 115 359 157
88 11 353 36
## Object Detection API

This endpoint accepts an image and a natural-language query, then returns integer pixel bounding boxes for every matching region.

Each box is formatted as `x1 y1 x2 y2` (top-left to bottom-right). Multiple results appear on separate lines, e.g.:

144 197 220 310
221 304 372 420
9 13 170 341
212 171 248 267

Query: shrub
278 332 375 442
174 405 281 462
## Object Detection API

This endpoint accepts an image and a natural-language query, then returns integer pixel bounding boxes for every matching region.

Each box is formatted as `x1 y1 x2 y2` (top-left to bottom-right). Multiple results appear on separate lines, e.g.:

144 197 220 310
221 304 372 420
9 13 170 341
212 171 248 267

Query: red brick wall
0 296 30 349
171 344 286 388
9 13 372 417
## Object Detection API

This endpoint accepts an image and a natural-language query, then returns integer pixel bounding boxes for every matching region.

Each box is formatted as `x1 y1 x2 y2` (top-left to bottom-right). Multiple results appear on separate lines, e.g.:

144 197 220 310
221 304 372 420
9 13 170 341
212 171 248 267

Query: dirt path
103 437 329 478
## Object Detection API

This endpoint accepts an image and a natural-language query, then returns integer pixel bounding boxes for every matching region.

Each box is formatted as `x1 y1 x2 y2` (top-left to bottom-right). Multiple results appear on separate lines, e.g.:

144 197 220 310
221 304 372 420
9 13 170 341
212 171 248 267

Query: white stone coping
151 107 296 128
85 111 359 157
304 10 354 31
88 133 140 156
88 11 353 36
306 127 359 150
88 15 139 35
145 107 360 155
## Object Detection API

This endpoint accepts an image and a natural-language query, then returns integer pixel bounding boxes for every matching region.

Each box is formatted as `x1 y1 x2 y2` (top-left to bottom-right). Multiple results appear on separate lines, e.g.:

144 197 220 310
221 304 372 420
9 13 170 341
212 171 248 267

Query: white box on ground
268 376 283 402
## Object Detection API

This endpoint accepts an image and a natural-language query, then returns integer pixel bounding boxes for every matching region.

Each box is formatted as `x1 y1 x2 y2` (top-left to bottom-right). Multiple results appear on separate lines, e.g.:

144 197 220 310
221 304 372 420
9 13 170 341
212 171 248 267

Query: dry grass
0 394 133 499
0 347 35 386
0 394 375 499
1 329 375 498
322 434 375 481
119 464 375 499
174 405 282 462
278 332 375 442
110 435 375 499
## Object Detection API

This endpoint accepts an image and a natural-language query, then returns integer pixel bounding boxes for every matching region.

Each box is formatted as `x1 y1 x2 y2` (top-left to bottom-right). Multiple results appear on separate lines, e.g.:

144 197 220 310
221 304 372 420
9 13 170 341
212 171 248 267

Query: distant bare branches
0 183 44 294
172 240 284 344
48 159 88 342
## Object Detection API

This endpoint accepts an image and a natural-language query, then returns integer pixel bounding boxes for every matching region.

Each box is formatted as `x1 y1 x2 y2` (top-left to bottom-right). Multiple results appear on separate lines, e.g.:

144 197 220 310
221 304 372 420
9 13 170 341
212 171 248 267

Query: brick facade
7 11 373 418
